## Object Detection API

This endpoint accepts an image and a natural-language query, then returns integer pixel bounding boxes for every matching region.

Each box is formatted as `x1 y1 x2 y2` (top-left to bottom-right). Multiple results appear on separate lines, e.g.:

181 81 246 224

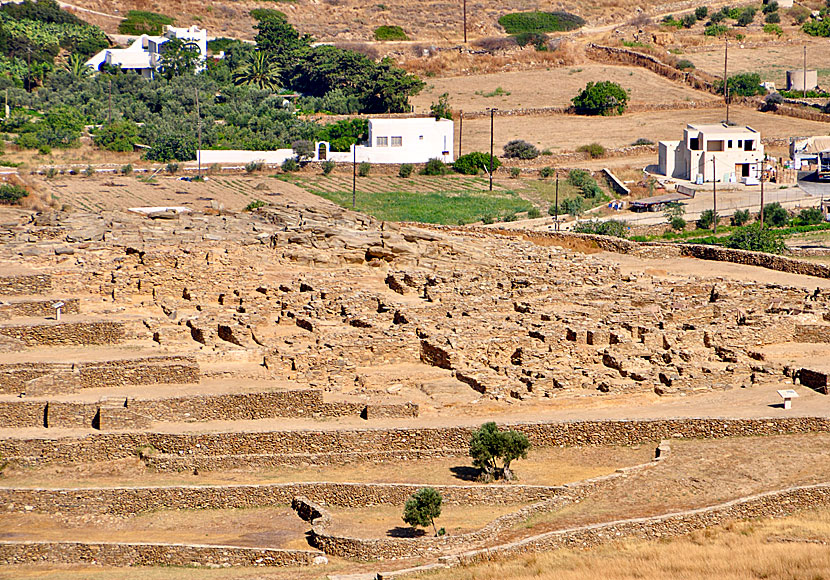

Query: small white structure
198 117 455 166
777 388 799 410
658 123 764 183
790 135 830 169
52 301 64 321
86 25 208 78
786 70 818 92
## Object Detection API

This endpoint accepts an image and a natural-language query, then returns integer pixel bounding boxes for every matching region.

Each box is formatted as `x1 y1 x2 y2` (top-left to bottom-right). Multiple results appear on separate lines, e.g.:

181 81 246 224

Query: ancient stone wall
794 324 830 343
0 298 79 319
3 417 829 466
0 274 51 296
677 245 830 279
0 321 125 347
0 541 319 568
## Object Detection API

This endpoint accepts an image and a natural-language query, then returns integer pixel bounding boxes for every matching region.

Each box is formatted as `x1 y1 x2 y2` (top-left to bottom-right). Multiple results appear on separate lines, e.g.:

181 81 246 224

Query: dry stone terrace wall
0 274 51 295
0 298 79 319
0 321 125 347
450 483 830 566
0 482 564 515
3 417 830 466
0 541 320 568
677 245 830 280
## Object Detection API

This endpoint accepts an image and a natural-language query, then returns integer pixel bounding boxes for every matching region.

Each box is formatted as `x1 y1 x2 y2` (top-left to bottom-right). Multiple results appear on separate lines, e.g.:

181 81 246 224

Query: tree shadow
450 465 481 482
387 526 425 538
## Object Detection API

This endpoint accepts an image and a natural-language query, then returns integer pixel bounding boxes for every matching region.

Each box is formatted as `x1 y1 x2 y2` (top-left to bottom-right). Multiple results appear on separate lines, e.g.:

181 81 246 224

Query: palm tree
63 53 91 78
233 51 281 91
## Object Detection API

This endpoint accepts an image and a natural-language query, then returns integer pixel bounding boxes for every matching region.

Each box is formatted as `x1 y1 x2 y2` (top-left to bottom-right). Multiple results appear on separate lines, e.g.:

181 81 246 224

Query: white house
198 117 455 166
85 25 208 78
658 123 764 183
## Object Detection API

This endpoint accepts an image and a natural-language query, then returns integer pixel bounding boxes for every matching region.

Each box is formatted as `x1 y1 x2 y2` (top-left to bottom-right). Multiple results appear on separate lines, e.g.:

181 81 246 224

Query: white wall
198 149 295 165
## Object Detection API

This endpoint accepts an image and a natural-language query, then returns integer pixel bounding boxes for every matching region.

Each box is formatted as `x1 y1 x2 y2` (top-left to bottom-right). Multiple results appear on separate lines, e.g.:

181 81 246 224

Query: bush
527 207 541 218
803 17 830 36
577 143 606 158
292 139 315 161
398 163 414 178
574 219 629 237
93 120 140 152
723 223 786 253
145 134 195 162
681 14 697 28
572 81 629 116
513 32 550 50
675 59 696 71
244 199 267 211
358 161 371 177
765 11 780 23
539 166 555 179
430 93 452 120
118 10 174 35
695 6 709 19
731 209 751 226
763 202 790 226
697 208 717 229
736 7 756 26
762 1 779 14
632 138 655 146
670 216 687 231
281 158 299 172
374 25 408 40
166 162 179 175
716 73 765 97
322 160 336 175
120 163 132 176
762 92 784 110
790 5 811 25
0 184 28 204
497 11 585 34
705 23 729 36
83 165 95 177
764 22 783 35
503 139 540 160
402 487 442 535
453 152 500 175
561 196 584 217
510 167 521 178
796 207 824 225
245 160 265 173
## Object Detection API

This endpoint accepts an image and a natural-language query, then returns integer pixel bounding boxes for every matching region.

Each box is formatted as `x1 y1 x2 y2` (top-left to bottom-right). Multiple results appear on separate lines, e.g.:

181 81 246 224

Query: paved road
798 170 830 199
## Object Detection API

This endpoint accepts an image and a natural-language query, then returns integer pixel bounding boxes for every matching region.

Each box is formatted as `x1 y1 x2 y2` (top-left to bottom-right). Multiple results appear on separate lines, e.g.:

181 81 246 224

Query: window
707 140 724 152
737 140 742 148
391 136 402 147
744 140 754 151
376 136 388 147
419 135 424 140
728 140 733 148
689 137 701 150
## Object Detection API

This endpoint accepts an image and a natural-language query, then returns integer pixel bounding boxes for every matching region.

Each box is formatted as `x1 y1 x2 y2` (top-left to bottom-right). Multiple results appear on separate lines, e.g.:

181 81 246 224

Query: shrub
632 138 655 146
0 184 28 204
502 212 517 222
731 209 751 226
681 14 697 28
497 11 585 34
695 6 709 19
790 5 811 25
93 120 140 152
244 199 267 211
561 196 584 217
762 92 784 110
527 207 541 218
120 164 132 176
472 36 519 52
503 139 540 160
166 162 179 174
292 139 315 161
430 93 453 120
469 422 531 481
358 161 371 177
763 202 790 226
398 163 414 178
577 143 606 158
661 15 683 28
513 32 550 50
796 207 824 225
670 216 687 231
245 160 265 173
705 23 729 36
539 166 555 179
83 165 95 177
697 208 717 229
118 10 174 35
572 81 629 116
481 214 494 224
716 73 765 97
803 17 830 36
764 22 783 35
723 223 786 253
453 152 500 175
402 487 442 535
765 11 780 23
374 25 408 40
675 59 696 71
510 167 522 178
574 219 629 238
736 7 756 26
762 1 779 14
322 160 336 175
281 158 299 172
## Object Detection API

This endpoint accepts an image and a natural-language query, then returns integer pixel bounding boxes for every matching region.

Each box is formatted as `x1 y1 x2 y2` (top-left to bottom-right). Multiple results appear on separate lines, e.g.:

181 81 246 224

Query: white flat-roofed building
659 123 764 183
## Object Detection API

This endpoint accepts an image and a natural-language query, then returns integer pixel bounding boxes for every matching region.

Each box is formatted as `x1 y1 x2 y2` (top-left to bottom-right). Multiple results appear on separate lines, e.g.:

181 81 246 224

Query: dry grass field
411 64 718 114
456 106 830 154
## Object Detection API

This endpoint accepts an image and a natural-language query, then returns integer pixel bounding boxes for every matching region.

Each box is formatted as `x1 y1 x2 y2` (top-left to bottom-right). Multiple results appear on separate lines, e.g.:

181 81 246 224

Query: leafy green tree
695 6 709 19
145 133 196 162
430 92 452 120
469 422 531 481
453 151 500 175
562 196 584 217
253 8 312 71
796 207 824 225
158 38 200 80
39 105 84 148
363 58 425 113
731 209 750 226
736 7 756 26
402 487 442 536
723 223 787 253
233 51 281 91
292 139 314 161
572 81 629 116
63 53 90 78
762 202 790 226
93 119 139 152
503 139 539 159
716 73 765 97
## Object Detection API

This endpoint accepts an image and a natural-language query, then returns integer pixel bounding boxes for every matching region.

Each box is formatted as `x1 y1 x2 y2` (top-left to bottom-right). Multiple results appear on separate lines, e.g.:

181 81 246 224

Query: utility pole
462 0 467 43
723 38 729 124
195 88 202 179
487 107 497 191
712 155 718 235
759 158 765 228
554 171 560 231
108 78 112 123
458 110 463 159
803 44 808 99
352 144 357 209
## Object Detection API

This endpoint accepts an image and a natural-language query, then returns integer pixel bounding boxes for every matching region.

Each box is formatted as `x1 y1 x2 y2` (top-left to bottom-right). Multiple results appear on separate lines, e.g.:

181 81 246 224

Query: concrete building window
391 136 402 147
376 136 388 147
728 140 733 148
707 140 724 152
690 137 701 150
744 140 754 151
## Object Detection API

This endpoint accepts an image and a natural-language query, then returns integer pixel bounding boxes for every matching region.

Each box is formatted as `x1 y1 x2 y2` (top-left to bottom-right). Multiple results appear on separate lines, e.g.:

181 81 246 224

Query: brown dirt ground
411 64 718 114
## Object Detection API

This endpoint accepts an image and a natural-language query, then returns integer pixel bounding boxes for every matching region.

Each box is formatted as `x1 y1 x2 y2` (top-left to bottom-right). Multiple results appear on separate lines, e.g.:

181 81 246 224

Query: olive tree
402 487 442 535
469 422 531 481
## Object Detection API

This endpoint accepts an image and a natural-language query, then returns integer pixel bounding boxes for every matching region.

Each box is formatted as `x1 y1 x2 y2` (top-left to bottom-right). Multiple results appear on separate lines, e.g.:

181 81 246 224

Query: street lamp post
487 107 497 191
